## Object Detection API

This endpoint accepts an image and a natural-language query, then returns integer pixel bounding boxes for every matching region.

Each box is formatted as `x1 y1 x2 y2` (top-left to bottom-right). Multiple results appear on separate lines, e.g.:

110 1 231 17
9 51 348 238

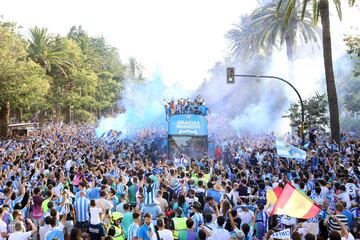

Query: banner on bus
168 114 208 136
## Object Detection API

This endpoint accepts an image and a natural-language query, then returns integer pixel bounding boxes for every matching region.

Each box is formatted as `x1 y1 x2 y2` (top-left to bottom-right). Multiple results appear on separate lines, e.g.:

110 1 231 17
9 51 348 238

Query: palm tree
277 0 357 143
226 0 319 65
127 57 145 81
225 16 258 61
250 1 319 63
27 27 71 124
27 27 70 73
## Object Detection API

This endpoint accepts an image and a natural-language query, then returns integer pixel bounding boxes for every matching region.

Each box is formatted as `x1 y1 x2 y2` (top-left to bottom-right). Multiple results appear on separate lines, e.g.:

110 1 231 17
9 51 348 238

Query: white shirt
156 197 169 213
345 183 358 198
65 160 74 171
338 192 351 209
341 232 355 240
238 210 254 226
158 229 174 240
96 198 113 211
8 231 33 240
210 227 231 240
320 186 329 198
90 207 102 225
53 183 64 198
0 219 7 240
39 225 51 240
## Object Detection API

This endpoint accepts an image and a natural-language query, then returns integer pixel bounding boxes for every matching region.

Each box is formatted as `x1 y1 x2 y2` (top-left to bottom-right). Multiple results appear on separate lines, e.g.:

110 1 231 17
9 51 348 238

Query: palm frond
333 0 343 20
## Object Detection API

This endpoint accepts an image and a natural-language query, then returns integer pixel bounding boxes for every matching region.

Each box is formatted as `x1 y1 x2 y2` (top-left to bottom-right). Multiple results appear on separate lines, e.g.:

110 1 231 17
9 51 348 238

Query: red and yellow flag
266 186 283 208
270 183 321 219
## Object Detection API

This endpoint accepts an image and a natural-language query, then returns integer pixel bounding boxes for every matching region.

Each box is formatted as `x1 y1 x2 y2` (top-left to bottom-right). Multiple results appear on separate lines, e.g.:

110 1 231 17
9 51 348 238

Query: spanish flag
266 186 283 208
270 183 321 219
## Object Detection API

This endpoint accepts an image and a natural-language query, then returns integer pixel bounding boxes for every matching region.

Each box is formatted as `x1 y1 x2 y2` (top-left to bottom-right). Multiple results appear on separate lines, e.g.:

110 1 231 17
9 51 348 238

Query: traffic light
227 67 235 83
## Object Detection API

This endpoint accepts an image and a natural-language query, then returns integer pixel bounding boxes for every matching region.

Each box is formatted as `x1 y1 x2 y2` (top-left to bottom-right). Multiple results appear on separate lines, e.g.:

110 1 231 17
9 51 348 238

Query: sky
1 0 259 89
1 0 359 92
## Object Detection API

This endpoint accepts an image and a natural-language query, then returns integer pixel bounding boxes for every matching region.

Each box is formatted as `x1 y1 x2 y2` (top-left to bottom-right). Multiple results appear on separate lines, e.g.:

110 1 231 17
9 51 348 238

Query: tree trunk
64 105 71 124
97 108 101 120
0 102 10 139
285 35 295 82
319 0 340 143
39 110 45 129
15 108 22 122
56 103 61 122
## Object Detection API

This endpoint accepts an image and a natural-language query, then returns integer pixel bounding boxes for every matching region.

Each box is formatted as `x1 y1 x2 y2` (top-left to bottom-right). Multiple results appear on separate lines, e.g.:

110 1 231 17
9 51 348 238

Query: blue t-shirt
138 224 154 240
201 106 209 116
45 229 64 240
88 187 101 200
141 205 163 220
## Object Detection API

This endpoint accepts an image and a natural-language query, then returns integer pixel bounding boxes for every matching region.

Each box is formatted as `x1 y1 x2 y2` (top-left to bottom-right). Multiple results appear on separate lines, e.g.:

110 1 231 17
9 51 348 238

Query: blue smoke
96 69 191 137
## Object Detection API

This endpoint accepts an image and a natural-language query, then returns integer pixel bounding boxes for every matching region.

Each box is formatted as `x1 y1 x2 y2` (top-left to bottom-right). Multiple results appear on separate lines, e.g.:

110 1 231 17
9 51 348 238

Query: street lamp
227 69 305 145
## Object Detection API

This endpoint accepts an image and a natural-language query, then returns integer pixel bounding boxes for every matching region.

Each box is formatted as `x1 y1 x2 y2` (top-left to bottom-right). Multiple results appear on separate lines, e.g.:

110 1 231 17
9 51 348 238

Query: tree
226 0 319 64
75 34 124 119
27 27 71 73
277 0 358 143
344 35 360 76
225 16 257 60
27 27 72 124
283 93 329 132
1 22 128 126
0 25 48 137
342 35 360 113
126 57 145 81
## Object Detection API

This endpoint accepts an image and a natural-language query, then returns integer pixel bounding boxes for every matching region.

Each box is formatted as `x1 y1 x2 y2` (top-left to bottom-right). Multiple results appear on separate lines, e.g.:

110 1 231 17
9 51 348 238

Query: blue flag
276 139 306 160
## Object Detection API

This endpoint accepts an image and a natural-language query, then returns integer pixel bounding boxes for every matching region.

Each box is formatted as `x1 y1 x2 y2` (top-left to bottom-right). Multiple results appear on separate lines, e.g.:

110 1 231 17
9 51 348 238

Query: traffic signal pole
228 72 305 146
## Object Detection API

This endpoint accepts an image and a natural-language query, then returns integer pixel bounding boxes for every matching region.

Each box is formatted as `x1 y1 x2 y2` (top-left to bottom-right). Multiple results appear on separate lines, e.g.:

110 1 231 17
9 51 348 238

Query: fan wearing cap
107 212 125 240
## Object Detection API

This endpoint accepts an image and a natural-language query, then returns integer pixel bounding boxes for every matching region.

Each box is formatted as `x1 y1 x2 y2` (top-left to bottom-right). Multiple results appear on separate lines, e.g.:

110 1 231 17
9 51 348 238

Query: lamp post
230 72 305 145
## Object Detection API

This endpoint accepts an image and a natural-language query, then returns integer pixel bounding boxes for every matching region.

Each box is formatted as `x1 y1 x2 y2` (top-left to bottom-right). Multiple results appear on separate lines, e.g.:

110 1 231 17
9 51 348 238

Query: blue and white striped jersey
74 197 90 222
128 222 140 240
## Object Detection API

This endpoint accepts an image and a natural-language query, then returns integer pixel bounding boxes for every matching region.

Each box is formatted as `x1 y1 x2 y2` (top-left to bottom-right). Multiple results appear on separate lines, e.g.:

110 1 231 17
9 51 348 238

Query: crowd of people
0 123 359 240
163 95 210 117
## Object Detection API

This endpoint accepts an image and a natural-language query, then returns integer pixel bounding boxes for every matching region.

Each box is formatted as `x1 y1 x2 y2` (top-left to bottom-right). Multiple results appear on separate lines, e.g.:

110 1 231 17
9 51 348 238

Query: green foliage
0 17 146 127
342 77 360 113
277 0 357 26
25 25 126 122
276 0 358 143
27 27 73 73
344 35 360 77
342 35 360 113
283 92 329 131
0 19 136 125
226 0 319 62
0 25 48 110
126 57 145 81
74 109 95 123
